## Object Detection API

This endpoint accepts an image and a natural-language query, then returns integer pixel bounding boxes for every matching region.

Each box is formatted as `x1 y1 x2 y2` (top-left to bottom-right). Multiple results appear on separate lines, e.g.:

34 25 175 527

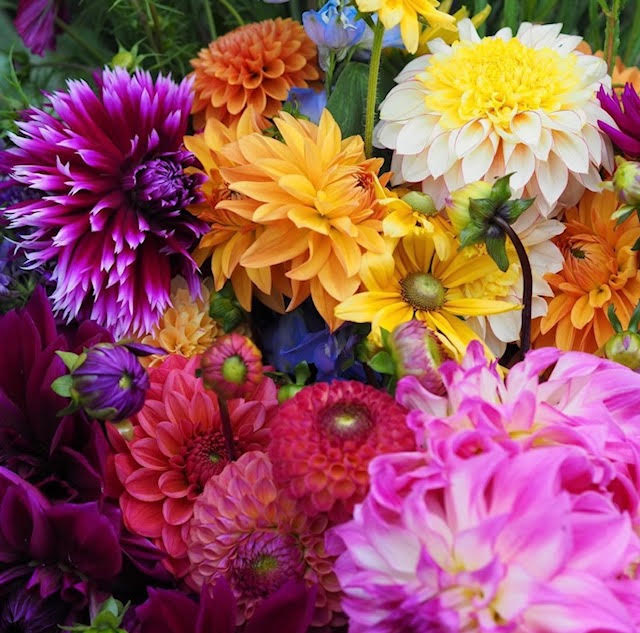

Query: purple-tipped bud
71 343 149 421
389 320 449 394
604 331 640 371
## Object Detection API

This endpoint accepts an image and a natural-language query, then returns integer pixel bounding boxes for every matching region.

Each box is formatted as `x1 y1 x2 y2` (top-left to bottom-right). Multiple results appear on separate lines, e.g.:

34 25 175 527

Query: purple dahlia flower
14 0 64 56
1 68 208 337
0 584 70 632
598 84 640 158
0 286 112 502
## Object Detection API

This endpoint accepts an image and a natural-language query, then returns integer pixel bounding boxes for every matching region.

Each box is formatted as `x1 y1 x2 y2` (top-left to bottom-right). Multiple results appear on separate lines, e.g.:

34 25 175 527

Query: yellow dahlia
335 227 518 356
218 110 388 330
184 109 290 312
534 190 640 354
376 19 614 217
355 0 456 54
138 276 221 367
190 18 320 128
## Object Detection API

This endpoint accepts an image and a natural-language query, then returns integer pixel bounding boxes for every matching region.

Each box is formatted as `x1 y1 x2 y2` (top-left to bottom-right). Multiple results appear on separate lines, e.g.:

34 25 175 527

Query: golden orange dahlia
190 18 320 129
219 110 388 330
534 190 640 353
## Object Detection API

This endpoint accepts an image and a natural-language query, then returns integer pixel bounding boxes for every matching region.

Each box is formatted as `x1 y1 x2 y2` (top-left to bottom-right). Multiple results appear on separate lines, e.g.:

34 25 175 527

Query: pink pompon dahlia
328 446 640 632
268 381 414 523
187 451 343 629
107 354 278 578
1 67 208 337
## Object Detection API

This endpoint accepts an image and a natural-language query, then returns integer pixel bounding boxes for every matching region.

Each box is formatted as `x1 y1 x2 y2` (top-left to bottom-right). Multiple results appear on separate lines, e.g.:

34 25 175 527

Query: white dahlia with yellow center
375 20 616 217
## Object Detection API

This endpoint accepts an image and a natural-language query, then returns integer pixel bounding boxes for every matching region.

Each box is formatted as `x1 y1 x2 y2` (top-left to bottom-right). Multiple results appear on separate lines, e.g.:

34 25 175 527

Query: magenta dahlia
268 381 414 523
1 67 208 336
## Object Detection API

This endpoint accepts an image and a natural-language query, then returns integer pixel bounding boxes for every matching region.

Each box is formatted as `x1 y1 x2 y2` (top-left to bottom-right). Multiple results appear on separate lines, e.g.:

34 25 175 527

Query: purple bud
389 320 449 394
71 343 149 421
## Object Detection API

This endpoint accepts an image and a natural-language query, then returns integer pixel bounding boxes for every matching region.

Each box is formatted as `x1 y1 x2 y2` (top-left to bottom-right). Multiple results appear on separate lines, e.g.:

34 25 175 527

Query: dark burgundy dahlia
1 67 207 337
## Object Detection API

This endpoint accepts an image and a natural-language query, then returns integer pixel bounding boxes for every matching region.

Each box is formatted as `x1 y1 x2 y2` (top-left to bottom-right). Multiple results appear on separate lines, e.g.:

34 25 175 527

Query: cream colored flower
375 19 615 217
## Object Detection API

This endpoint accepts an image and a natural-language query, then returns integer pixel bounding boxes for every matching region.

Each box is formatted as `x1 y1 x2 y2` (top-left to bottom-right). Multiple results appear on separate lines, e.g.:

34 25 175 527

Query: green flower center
221 355 248 384
118 373 133 390
252 554 279 575
320 403 373 443
400 272 446 311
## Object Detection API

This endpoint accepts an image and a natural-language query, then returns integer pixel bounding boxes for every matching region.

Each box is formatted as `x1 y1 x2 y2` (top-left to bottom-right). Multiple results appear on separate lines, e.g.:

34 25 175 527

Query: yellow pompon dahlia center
420 37 581 129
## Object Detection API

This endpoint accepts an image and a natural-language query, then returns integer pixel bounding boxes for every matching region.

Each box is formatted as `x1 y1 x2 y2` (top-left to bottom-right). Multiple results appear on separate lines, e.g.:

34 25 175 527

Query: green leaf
608 304 624 333
505 198 535 223
489 174 513 205
294 361 311 385
629 302 640 332
632 236 640 251
327 62 369 138
368 351 395 375
485 233 509 272
379 327 391 348
459 222 486 248
468 198 496 222
51 375 74 398
56 350 81 371
611 204 637 225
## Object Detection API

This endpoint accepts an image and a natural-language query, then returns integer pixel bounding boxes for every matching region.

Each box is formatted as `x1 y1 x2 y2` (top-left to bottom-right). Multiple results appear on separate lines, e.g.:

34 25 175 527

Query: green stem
364 20 384 159
147 0 165 54
325 51 336 98
203 0 217 40
218 0 244 26
603 0 622 74
290 0 302 22
55 18 105 63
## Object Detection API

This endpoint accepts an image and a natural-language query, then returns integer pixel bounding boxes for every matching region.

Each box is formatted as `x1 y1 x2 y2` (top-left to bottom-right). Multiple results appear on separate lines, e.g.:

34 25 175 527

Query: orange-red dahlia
107 354 278 578
190 18 320 129
268 381 414 523
187 451 343 628
535 190 640 353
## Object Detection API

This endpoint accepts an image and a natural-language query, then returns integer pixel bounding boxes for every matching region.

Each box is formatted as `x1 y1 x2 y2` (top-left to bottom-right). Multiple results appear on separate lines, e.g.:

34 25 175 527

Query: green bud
400 191 437 216
604 331 640 370
445 181 493 235
277 383 305 403
110 44 143 70
611 157 640 207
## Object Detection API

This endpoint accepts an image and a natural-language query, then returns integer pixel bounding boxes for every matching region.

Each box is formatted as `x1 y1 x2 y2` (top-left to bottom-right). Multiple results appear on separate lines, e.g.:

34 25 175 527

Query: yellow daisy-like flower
218 110 388 330
335 228 519 356
355 0 456 54
377 19 614 217
139 276 222 367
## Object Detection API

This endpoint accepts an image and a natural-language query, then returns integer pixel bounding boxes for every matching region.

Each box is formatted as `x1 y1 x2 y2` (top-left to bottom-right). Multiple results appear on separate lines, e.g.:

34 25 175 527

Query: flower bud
445 181 492 234
389 320 449 394
71 343 149 421
400 191 437 216
611 157 640 207
277 383 305 404
604 331 640 370
200 333 263 398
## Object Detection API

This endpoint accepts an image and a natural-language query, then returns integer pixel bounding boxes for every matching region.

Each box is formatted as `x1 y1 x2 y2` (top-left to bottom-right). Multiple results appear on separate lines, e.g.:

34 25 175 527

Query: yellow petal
331 230 362 278
288 206 330 235
444 298 520 316
241 224 308 268
588 285 612 308
382 208 415 237
360 244 397 291
570 294 594 330
335 292 401 323
287 233 332 281
372 301 414 336
318 253 361 301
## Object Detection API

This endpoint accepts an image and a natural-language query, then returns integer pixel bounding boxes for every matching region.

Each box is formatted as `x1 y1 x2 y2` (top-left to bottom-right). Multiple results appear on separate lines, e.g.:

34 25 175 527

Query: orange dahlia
107 354 278 578
534 190 640 353
184 109 290 311
190 18 320 129
219 110 388 329
187 451 343 628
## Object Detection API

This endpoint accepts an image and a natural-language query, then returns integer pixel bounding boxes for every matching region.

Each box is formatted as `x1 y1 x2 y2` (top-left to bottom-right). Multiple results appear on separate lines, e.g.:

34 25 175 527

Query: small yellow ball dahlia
139 276 221 367
376 20 614 217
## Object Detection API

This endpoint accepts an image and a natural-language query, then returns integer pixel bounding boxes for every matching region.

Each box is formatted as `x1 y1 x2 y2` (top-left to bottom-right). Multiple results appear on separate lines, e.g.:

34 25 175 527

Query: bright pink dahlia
107 354 277 578
268 381 414 523
187 451 343 629
1 68 208 337
328 446 640 632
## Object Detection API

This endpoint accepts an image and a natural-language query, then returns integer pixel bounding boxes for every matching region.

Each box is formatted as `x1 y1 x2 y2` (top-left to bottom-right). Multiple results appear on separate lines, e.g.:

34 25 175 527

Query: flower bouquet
2 0 640 630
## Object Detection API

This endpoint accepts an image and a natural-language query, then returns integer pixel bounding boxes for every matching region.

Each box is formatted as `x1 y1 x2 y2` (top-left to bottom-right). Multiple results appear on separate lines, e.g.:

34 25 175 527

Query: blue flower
285 87 328 124
302 0 366 70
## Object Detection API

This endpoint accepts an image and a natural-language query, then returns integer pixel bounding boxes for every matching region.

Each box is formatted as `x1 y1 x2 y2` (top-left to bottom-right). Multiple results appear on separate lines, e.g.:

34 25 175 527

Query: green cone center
400 272 446 311
221 355 248 384
320 403 373 442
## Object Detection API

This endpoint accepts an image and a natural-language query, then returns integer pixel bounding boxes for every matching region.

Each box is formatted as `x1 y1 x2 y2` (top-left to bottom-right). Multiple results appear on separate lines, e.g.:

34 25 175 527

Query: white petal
396 115 437 155
511 111 542 146
427 132 455 178
462 136 497 181
485 144 506 182
389 153 405 186
374 120 404 150
396 55 431 82
577 163 603 191
421 176 449 209
528 240 564 275
558 174 586 208
544 110 584 133
457 18 481 43
532 128 553 161
443 162 466 193
426 38 451 55
379 84 427 121
535 152 568 206
581 123 602 164
553 34 583 54
401 148 429 182
517 23 562 49
453 119 490 158
488 310 521 344
531 296 550 319
505 144 535 190
494 27 512 41
551 131 590 174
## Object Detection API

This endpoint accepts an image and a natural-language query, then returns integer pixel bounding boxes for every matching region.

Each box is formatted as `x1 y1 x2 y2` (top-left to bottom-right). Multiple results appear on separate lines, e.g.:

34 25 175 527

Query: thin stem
218 0 244 26
290 0 302 22
603 0 622 74
55 18 105 63
364 20 384 158
147 0 165 54
217 394 237 461
203 0 217 40
325 51 336 98
493 216 532 358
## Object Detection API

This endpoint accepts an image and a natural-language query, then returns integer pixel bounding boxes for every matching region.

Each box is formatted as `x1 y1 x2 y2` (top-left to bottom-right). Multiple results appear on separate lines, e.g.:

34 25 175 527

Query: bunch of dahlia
1 68 208 337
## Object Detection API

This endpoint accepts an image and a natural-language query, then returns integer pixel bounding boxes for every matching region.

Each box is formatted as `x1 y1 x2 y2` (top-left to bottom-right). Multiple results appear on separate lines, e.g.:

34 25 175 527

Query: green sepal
294 361 311 386
368 351 395 375
55 350 84 371
51 374 74 398
485 232 509 272
505 198 535 223
629 301 640 332
468 198 496 222
608 304 624 333
489 174 513 205
632 236 640 252
611 204 637 225
379 327 391 349
459 222 486 248
62 596 129 633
